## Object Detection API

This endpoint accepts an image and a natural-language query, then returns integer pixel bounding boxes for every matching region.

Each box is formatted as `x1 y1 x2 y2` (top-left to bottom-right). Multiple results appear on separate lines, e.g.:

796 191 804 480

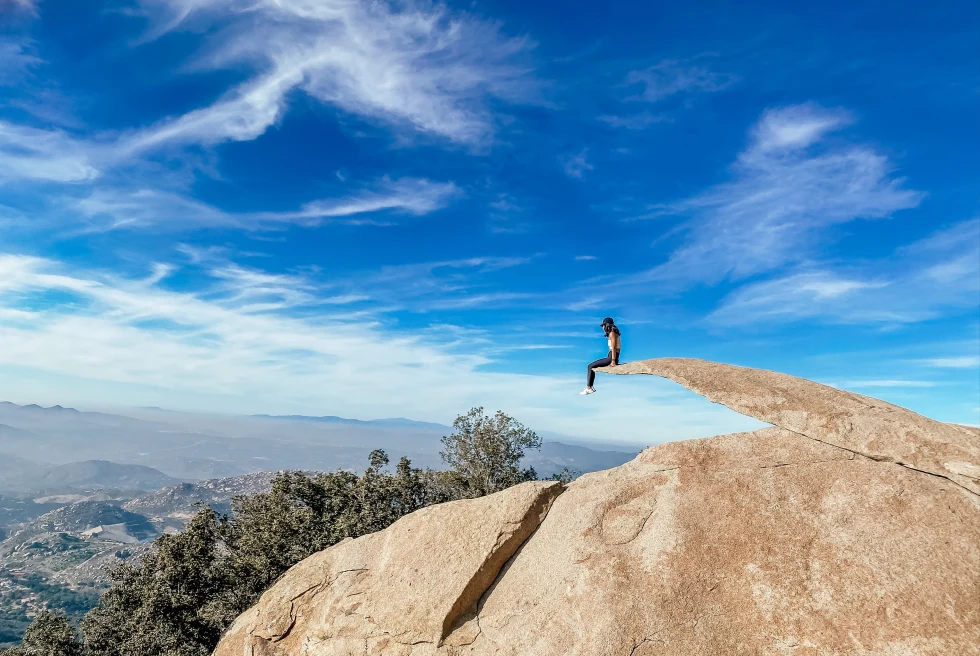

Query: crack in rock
788 429 979 496
439 483 565 644
268 568 369 643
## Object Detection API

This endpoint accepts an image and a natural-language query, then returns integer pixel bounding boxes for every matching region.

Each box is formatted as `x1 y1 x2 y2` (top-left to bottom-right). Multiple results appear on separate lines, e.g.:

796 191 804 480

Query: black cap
601 317 615 326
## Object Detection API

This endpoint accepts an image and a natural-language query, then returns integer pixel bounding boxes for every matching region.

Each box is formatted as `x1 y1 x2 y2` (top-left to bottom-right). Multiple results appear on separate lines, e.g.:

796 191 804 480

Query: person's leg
587 354 613 388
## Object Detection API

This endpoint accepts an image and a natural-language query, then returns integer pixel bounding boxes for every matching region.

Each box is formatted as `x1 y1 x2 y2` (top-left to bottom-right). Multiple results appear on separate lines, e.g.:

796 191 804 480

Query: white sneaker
578 387 596 395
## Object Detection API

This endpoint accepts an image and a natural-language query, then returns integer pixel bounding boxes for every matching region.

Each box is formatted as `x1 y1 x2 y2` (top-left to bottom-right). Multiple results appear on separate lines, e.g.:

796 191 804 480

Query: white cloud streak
4 0 39 15
118 66 301 154
256 179 460 225
652 103 924 284
596 112 665 130
0 121 100 183
346 256 537 311
709 219 980 326
66 178 459 231
124 0 537 151
624 57 738 104
595 57 735 131
918 356 980 369
0 0 537 185
0 37 41 86
561 148 593 179
708 271 898 325
0 254 761 442
486 193 534 234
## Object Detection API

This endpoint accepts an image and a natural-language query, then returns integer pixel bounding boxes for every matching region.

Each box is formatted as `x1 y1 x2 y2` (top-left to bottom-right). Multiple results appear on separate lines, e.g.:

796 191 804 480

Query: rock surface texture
214 359 980 656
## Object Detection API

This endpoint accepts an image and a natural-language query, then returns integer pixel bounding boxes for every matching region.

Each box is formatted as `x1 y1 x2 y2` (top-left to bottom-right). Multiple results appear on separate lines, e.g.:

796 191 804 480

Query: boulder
215 480 563 654
214 359 980 656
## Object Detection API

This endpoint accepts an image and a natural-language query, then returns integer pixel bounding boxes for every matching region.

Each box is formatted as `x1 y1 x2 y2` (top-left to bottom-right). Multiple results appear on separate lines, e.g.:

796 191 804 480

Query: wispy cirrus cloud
63 177 459 231
0 37 41 86
0 121 100 183
572 103 925 306
560 148 593 179
207 263 368 312
623 57 738 103
2 0 538 188
124 0 538 151
707 271 895 325
708 218 979 326
596 111 665 130
487 194 533 234
117 66 301 155
351 255 537 310
652 103 923 284
3 0 39 15
426 292 538 310
597 56 737 131
248 179 460 227
918 356 980 369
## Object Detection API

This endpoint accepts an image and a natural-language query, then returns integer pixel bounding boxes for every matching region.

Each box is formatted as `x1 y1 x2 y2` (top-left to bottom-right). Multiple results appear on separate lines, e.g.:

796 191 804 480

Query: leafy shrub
1 611 84 656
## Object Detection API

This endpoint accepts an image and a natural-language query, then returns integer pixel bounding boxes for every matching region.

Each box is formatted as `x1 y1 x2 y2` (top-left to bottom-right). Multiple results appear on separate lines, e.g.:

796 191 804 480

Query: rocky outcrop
215 481 564 654
601 358 980 495
214 359 980 656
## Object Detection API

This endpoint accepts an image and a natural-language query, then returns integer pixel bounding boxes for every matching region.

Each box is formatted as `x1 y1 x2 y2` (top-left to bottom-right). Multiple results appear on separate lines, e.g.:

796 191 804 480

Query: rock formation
214 359 980 656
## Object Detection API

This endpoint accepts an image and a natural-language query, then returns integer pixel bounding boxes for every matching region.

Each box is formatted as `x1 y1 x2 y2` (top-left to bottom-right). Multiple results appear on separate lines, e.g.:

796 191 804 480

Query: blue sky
0 0 977 445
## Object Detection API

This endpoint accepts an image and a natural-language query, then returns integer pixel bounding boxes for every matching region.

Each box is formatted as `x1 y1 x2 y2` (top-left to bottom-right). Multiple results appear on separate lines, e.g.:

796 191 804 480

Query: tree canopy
440 407 542 497
2 611 84 656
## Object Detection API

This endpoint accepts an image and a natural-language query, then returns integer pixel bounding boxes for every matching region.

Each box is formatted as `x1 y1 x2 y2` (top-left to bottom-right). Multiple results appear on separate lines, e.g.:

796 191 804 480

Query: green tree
0 611 84 656
80 508 228 656
440 407 542 497
550 467 577 484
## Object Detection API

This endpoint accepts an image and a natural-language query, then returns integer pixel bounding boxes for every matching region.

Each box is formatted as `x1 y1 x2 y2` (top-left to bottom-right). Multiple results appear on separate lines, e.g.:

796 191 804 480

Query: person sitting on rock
580 317 621 395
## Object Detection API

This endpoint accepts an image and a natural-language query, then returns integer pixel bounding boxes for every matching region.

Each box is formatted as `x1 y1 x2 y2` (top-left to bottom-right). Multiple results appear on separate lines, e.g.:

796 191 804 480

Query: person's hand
610 360 618 367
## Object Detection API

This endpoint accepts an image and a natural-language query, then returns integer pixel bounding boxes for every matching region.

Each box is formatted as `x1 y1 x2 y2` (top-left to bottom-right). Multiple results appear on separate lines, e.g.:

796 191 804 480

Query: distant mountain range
0 402 81 415
0 451 49 490
0 456 181 494
527 441 638 474
0 401 641 483
39 461 182 491
252 414 451 431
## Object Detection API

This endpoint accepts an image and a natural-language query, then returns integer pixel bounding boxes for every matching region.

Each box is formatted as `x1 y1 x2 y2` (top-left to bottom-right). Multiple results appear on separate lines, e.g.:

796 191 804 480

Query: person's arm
610 332 620 365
